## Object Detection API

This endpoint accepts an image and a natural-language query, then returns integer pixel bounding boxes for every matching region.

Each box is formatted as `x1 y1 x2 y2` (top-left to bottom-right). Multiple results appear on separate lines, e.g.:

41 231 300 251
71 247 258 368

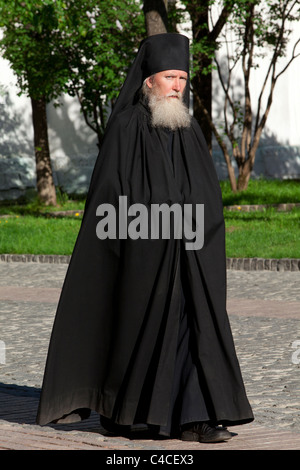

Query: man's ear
145 76 154 89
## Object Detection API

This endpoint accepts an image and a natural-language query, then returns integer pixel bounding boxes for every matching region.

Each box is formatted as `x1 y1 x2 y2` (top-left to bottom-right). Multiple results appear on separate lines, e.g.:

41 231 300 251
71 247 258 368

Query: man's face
145 70 188 100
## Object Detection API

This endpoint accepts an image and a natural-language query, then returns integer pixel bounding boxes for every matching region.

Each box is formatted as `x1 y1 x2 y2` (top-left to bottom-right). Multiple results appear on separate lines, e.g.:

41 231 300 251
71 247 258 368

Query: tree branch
240 4 254 159
208 0 236 42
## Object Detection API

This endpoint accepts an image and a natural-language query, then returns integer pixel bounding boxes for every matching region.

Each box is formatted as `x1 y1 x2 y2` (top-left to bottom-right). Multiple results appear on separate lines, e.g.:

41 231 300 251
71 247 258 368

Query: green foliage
0 0 68 100
0 0 146 138
52 0 145 135
224 0 300 64
179 0 219 78
178 0 300 79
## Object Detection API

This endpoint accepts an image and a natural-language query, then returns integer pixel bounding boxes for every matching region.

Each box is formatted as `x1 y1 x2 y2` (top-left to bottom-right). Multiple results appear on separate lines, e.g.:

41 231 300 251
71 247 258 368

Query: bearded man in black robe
36 33 254 444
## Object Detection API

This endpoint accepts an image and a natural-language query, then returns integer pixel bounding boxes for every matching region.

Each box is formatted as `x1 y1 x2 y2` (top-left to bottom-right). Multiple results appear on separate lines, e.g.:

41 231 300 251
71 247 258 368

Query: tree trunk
143 0 168 36
186 1 236 154
191 58 212 152
31 96 57 206
186 2 212 151
236 128 262 191
237 159 253 191
194 91 237 192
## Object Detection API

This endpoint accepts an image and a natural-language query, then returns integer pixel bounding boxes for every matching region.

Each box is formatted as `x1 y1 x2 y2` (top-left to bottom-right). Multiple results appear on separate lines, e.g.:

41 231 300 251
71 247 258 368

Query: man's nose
172 79 181 92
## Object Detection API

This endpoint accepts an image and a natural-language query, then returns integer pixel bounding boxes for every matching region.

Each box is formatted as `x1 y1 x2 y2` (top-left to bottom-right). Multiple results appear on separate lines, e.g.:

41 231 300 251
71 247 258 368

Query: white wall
47 97 98 195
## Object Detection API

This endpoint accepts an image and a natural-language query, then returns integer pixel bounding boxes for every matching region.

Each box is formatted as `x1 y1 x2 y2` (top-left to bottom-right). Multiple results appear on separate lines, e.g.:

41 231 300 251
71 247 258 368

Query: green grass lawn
225 208 300 258
0 179 299 258
221 179 300 258
0 215 81 255
220 178 300 206
0 198 86 217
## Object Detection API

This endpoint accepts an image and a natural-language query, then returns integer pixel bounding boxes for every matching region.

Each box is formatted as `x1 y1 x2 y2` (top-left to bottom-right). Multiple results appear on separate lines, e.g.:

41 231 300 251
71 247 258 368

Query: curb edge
0 254 299 271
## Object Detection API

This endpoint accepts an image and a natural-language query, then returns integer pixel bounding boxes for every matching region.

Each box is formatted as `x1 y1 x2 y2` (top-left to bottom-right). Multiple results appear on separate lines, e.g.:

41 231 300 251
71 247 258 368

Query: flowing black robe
36 99 254 432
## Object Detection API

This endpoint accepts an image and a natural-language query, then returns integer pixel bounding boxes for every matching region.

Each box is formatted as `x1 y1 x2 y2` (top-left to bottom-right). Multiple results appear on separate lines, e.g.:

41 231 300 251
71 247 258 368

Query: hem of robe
36 395 254 431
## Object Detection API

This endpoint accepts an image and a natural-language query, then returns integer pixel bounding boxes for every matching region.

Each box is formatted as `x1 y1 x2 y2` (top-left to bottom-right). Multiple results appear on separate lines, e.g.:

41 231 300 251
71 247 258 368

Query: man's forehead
157 69 188 76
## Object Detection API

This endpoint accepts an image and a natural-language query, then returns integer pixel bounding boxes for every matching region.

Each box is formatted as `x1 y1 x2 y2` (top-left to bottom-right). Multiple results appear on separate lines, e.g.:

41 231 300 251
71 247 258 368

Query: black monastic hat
141 33 190 79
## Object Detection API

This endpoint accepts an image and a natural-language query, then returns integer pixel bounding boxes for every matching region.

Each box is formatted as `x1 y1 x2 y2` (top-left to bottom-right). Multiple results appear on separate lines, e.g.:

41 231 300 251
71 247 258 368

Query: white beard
142 82 191 131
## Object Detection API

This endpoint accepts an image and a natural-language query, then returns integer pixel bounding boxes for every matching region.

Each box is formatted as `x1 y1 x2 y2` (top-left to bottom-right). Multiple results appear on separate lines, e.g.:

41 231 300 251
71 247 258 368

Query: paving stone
0 262 299 450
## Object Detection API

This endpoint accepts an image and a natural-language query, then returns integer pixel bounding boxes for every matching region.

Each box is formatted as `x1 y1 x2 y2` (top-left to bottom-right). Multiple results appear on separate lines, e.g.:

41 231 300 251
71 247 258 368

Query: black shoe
181 422 232 443
100 415 131 436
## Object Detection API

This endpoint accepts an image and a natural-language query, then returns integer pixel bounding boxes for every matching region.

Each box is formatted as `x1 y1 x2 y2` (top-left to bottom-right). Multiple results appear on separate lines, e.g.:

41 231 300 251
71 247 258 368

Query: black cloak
36 33 254 432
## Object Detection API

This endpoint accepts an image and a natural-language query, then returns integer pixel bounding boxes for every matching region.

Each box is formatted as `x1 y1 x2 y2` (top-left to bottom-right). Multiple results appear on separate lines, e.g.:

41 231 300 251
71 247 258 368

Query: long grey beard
143 83 191 131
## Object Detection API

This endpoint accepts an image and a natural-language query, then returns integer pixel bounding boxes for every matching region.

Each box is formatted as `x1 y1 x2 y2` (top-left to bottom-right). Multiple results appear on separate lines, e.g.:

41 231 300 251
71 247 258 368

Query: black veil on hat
107 33 190 125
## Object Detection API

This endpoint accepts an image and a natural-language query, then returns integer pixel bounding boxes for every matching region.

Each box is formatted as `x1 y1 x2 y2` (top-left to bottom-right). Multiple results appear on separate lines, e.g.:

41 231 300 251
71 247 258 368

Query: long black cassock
36 34 254 433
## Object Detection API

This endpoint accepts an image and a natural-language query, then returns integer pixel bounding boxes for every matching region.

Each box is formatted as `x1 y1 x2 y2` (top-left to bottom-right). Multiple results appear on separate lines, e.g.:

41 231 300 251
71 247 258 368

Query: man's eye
165 75 187 80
